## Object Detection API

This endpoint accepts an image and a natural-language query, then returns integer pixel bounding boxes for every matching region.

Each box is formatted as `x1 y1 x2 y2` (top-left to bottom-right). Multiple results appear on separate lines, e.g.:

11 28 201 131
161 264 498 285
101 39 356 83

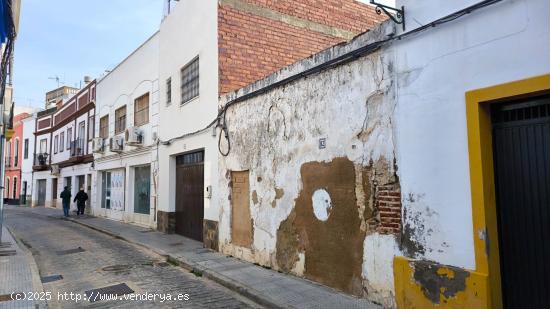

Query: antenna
48 75 63 87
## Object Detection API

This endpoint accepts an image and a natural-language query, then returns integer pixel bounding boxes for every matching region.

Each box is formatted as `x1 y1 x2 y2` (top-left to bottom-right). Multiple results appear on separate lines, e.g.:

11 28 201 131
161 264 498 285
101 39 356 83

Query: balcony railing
33 153 49 167
4 156 12 167
70 139 85 157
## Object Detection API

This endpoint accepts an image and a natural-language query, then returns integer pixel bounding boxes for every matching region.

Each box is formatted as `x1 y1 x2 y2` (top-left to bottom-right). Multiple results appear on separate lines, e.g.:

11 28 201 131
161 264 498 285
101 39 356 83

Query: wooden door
175 151 204 241
37 180 46 206
231 171 252 247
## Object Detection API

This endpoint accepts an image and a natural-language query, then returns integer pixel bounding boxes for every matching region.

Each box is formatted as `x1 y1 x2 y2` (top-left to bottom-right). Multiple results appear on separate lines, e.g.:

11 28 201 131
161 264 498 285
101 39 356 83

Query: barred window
166 78 172 105
115 106 126 134
134 93 149 126
180 57 199 104
100 115 109 138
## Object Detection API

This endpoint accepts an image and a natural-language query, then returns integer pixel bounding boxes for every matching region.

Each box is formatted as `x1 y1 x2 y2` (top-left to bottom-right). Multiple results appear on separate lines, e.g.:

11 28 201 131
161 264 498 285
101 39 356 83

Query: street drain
56 247 85 256
85 283 134 302
0 250 16 256
0 292 23 302
169 242 183 246
0 242 11 248
41 275 63 283
139 229 153 233
155 262 170 267
101 265 133 272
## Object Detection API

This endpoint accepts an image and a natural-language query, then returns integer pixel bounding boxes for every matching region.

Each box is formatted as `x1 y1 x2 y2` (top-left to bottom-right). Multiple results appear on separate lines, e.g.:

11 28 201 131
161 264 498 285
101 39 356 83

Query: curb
61 216 287 309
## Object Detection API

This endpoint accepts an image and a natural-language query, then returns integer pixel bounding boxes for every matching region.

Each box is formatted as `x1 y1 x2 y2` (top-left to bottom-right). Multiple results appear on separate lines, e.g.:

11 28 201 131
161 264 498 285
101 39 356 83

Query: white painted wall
21 114 36 204
157 0 219 222
391 0 550 269
93 32 159 227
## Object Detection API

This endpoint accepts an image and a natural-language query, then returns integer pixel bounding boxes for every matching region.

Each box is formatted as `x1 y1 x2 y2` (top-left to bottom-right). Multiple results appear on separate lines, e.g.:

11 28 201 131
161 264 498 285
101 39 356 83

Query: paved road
4 208 261 308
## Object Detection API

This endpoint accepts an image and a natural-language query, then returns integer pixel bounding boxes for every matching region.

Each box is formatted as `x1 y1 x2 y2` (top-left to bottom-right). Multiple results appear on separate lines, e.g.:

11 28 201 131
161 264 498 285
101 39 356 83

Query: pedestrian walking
74 187 88 215
60 186 71 217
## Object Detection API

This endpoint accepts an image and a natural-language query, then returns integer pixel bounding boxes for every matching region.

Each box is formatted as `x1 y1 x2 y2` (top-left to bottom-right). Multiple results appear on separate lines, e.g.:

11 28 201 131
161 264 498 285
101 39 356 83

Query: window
88 115 94 140
5 141 10 163
100 115 109 138
101 171 111 209
54 135 58 154
39 139 47 153
115 106 126 134
5 178 9 199
134 165 151 214
67 128 72 150
14 139 19 166
166 78 172 105
24 139 29 159
134 93 149 126
180 57 199 104
59 132 64 152
12 177 17 199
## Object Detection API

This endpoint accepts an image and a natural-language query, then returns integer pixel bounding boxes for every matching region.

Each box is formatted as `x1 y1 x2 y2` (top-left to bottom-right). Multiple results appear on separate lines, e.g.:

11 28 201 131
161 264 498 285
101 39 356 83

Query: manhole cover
41 275 63 283
85 283 134 302
56 247 85 255
0 250 16 256
0 292 23 302
101 265 133 272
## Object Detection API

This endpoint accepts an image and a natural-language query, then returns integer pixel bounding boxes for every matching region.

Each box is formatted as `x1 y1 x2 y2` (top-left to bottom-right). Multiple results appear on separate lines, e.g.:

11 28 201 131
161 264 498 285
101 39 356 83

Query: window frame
59 132 64 152
166 77 172 105
54 135 58 154
66 128 72 150
134 93 149 126
88 115 95 140
99 115 109 139
23 138 29 159
115 105 127 134
14 138 19 166
180 56 199 105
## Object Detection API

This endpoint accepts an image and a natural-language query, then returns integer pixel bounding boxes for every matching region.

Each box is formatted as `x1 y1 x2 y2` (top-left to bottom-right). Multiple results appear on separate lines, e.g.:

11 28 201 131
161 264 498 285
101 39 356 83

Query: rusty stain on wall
412 260 470 304
276 157 365 295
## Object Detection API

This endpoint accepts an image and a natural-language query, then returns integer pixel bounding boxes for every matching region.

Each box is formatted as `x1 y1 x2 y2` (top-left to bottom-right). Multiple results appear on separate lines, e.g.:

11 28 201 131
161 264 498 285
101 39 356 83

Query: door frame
466 74 550 309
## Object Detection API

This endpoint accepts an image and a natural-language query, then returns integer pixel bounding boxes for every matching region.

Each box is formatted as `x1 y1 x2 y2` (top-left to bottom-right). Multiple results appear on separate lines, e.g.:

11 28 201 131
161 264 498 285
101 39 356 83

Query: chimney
84 76 91 85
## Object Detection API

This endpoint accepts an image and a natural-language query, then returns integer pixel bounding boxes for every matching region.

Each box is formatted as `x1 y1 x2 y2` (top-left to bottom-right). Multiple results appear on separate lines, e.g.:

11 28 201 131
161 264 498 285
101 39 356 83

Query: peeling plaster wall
219 23 401 305
392 0 550 269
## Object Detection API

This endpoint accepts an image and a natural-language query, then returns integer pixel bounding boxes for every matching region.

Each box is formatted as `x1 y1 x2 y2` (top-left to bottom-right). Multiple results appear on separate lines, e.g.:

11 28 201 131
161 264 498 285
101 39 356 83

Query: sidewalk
0 226 45 309
11 206 381 309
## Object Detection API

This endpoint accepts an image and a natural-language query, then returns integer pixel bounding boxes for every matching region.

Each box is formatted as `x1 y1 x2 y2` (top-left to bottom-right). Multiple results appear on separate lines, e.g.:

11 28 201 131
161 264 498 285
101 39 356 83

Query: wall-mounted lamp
370 0 405 31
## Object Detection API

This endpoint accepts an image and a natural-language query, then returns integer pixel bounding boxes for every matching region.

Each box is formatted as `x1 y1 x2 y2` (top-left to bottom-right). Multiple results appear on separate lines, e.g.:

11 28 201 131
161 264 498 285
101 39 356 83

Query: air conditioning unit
51 164 60 175
109 136 124 153
125 126 143 146
92 137 104 153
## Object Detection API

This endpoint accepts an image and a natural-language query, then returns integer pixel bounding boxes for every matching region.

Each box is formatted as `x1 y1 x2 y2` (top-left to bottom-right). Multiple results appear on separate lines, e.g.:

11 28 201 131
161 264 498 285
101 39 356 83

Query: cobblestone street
3 208 261 308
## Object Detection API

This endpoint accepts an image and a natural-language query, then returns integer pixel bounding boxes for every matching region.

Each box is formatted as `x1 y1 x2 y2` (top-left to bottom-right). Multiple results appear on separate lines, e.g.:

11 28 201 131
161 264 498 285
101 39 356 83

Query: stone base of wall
203 219 219 251
157 211 175 234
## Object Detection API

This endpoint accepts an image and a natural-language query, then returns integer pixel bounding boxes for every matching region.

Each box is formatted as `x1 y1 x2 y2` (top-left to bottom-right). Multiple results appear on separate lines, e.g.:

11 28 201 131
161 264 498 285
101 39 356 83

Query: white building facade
32 81 96 211
20 113 36 206
92 32 159 228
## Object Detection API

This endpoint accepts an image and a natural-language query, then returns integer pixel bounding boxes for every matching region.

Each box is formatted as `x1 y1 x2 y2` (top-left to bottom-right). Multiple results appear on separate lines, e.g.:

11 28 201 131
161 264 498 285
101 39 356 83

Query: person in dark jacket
74 187 88 215
60 186 71 217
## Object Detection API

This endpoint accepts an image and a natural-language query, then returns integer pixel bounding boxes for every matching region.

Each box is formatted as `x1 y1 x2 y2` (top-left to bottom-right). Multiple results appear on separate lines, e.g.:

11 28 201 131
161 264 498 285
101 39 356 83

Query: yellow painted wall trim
5 128 14 141
393 256 489 309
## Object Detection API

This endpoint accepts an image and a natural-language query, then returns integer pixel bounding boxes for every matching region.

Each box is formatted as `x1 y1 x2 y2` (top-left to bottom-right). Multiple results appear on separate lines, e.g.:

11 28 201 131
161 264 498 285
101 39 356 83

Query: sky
12 0 392 109
13 0 163 109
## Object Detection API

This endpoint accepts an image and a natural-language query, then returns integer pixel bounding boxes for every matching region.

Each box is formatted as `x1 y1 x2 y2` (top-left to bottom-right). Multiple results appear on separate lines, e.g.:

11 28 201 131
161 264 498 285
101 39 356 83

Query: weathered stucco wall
219 23 401 306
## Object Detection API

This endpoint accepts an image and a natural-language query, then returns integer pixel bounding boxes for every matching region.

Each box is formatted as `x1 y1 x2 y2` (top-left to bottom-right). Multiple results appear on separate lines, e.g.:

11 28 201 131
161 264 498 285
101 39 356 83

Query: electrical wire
157 0 504 156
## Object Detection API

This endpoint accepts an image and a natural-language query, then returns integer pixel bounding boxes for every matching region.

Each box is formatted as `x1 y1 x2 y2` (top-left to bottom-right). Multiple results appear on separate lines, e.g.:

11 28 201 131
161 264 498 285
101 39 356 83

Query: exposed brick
375 184 402 235
218 0 386 95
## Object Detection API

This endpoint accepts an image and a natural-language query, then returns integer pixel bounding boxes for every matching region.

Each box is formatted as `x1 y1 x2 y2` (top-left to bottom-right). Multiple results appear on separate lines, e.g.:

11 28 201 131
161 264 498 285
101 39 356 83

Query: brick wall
376 184 402 235
218 0 386 94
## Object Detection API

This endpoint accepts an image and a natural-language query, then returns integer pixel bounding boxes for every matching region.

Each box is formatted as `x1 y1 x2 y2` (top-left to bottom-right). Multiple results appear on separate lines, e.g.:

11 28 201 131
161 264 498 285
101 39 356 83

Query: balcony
33 153 49 171
70 139 85 158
